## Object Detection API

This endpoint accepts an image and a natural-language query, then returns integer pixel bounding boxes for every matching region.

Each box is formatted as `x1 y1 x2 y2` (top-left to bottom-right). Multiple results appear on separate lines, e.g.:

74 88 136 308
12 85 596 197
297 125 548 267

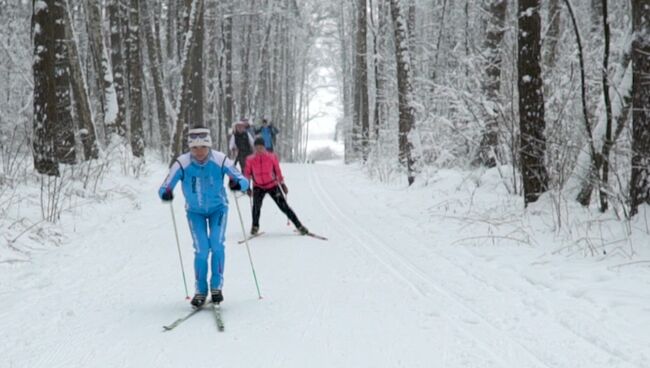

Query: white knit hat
187 128 212 148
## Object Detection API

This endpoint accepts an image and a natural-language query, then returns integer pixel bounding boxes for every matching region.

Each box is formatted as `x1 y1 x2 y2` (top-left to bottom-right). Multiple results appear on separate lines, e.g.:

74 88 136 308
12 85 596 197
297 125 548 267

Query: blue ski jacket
159 150 249 214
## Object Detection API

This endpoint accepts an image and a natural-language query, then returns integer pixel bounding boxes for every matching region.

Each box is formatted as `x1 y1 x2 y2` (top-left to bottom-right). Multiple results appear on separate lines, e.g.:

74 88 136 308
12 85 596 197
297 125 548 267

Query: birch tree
477 0 507 167
390 0 416 185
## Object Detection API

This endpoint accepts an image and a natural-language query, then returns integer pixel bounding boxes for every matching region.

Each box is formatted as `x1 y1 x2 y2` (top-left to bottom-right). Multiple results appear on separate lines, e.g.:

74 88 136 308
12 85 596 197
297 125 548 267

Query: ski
162 303 210 331
212 303 225 332
237 231 265 244
294 230 328 241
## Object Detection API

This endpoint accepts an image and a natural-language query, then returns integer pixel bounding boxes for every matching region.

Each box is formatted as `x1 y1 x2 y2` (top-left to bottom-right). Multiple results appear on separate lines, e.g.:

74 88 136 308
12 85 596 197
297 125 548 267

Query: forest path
0 162 646 368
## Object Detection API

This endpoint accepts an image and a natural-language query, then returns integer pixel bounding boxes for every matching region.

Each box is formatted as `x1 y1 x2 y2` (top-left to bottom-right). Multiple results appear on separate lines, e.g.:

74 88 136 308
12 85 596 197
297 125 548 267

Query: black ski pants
252 185 303 229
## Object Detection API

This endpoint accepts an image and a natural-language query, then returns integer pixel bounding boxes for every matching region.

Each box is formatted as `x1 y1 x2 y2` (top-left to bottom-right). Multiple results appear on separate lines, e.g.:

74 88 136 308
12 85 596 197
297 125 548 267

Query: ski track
308 164 646 368
307 167 547 368
1 163 647 368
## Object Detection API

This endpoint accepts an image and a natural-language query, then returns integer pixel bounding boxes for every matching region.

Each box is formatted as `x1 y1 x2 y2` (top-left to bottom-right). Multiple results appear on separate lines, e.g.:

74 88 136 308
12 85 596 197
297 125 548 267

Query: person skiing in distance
229 119 255 172
244 137 308 236
159 127 249 308
256 118 279 152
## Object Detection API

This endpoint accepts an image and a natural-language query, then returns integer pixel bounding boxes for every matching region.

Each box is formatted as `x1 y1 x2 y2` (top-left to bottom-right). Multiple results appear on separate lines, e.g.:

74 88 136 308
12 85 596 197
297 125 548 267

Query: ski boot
211 289 224 304
250 226 259 235
298 226 309 235
190 293 206 308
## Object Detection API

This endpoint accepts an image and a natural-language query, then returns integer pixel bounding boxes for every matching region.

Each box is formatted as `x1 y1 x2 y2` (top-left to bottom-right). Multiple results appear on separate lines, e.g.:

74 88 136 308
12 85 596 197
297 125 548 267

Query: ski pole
169 202 191 300
232 191 263 299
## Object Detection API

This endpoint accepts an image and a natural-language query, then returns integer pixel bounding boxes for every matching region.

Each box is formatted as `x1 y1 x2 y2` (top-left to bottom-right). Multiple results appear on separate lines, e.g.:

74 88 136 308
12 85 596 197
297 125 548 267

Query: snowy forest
2 0 650 367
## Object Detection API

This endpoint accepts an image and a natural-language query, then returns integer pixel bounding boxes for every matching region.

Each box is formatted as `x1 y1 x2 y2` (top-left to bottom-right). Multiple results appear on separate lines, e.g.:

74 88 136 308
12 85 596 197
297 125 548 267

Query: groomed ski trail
1 162 647 368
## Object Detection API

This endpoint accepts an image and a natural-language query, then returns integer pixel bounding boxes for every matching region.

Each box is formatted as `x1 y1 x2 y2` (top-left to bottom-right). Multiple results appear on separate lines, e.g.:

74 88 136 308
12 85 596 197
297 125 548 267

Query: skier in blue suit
256 118 279 152
159 127 249 308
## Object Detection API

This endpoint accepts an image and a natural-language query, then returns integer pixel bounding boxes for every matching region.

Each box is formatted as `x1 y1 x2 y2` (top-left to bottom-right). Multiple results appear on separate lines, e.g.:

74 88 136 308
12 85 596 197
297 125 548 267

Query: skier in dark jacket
229 120 255 172
244 137 308 236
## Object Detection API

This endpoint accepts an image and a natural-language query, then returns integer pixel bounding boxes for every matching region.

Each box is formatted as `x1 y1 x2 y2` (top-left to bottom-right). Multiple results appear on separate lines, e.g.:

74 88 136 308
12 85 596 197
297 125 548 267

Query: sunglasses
188 132 209 139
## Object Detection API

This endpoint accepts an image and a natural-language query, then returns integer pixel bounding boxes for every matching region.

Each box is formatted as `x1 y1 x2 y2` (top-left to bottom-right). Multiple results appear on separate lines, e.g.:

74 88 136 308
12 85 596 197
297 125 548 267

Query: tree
518 0 548 205
354 0 370 160
389 0 416 185
477 0 507 167
127 0 144 157
171 0 205 162
543 0 561 70
141 0 170 154
223 0 234 129
32 0 76 176
108 0 127 139
85 0 118 138
630 0 650 216
182 0 204 129
63 2 99 160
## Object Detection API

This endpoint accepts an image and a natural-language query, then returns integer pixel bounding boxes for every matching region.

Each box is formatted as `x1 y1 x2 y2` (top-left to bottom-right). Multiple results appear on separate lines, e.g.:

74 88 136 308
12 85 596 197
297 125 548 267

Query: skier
159 127 249 308
229 119 255 172
244 137 308 236
256 118 279 152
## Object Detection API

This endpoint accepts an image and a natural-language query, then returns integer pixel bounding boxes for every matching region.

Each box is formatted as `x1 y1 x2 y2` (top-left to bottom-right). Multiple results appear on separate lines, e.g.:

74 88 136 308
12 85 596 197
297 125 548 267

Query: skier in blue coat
256 118 279 152
159 127 249 308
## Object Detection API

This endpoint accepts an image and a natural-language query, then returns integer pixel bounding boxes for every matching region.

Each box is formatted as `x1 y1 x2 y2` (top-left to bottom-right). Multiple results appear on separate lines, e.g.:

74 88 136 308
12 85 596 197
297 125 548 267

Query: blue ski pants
186 209 228 295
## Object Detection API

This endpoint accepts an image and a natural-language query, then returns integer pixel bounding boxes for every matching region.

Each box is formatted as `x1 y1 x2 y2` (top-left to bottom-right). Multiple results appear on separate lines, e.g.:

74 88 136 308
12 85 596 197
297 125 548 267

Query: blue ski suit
159 150 249 295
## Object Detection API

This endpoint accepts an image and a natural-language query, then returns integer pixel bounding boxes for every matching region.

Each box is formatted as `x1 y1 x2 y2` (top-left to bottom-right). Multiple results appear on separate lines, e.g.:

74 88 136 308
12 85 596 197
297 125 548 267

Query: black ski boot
190 293 206 308
250 226 259 235
298 226 309 235
211 289 224 304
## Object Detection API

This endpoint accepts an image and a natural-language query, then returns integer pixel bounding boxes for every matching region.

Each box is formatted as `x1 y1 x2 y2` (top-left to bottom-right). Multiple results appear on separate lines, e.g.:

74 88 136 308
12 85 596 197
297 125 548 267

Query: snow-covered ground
1 161 649 368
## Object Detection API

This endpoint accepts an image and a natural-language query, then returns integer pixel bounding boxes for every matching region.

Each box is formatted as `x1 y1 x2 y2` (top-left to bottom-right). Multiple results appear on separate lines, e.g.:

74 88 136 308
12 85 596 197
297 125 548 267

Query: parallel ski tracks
308 167 644 368
308 168 552 368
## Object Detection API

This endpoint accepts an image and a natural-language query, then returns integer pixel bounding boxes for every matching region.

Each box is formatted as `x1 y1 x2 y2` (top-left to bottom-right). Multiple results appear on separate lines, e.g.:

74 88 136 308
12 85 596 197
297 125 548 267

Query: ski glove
281 183 288 195
229 179 241 191
229 179 249 192
161 189 174 201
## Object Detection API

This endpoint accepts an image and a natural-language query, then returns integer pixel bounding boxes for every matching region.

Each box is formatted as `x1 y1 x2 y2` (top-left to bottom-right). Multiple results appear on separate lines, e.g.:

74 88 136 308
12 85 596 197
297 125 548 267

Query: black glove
161 189 173 201
229 179 241 191
281 183 288 195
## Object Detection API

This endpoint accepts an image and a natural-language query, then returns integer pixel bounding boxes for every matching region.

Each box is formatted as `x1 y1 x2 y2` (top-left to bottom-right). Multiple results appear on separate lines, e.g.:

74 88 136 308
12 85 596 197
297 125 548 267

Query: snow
34 1 47 13
1 161 649 367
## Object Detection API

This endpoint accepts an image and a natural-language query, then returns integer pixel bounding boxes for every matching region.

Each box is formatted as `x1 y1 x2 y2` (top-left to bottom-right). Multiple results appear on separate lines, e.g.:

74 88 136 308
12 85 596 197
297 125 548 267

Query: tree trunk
543 0 561 70
630 0 650 216
389 0 416 185
223 1 233 129
33 0 75 175
518 0 548 205
477 0 507 167
171 0 204 162
354 0 370 160
127 0 144 157
188 0 204 128
62 3 98 160
141 0 170 153
108 0 127 139
373 0 388 141
598 0 613 212
85 0 118 135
